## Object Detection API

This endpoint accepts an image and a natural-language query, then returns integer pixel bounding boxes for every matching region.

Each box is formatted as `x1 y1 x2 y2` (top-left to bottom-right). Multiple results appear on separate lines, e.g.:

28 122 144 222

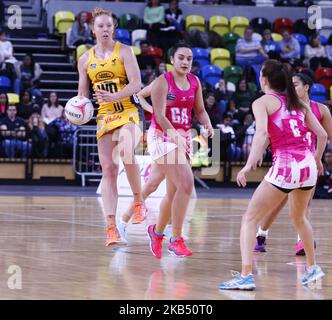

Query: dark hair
294 72 314 89
22 53 35 77
20 90 32 103
147 0 160 7
262 59 303 111
47 92 59 108
236 77 248 91
0 92 9 108
309 33 320 47
170 42 192 57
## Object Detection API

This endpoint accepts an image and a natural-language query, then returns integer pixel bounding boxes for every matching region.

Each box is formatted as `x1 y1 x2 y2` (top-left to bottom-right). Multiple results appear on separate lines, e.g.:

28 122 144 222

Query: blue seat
201 64 222 88
310 83 327 102
115 28 131 45
0 76 11 93
320 35 328 46
192 47 210 68
292 33 307 56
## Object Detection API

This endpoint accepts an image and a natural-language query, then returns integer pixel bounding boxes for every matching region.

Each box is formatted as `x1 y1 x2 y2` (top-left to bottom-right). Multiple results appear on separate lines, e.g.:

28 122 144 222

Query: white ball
65 96 94 125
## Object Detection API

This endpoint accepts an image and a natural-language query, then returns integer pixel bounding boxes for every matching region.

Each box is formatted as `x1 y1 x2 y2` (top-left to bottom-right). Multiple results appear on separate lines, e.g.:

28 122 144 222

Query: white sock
256 226 269 238
297 234 301 242
119 218 128 225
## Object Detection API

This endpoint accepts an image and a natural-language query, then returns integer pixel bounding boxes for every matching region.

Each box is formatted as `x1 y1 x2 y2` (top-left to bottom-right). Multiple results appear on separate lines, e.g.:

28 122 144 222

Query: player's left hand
316 160 324 176
201 125 214 138
236 165 251 187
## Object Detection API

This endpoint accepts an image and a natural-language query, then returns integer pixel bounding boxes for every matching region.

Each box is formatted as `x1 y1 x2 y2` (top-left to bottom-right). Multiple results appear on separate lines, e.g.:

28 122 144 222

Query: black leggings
270 183 315 194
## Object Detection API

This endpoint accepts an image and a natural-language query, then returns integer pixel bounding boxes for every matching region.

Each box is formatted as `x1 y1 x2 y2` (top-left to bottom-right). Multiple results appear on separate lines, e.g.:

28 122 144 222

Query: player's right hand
236 165 251 187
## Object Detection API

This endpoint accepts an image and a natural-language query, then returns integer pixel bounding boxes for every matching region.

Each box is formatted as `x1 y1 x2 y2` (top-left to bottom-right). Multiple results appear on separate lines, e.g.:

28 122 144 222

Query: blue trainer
302 265 325 285
219 271 256 290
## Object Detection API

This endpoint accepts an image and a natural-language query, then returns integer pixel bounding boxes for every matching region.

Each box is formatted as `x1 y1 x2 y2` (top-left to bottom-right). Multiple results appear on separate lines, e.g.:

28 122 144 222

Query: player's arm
137 83 153 113
77 51 90 98
245 97 269 170
305 107 327 174
318 103 332 147
193 78 214 138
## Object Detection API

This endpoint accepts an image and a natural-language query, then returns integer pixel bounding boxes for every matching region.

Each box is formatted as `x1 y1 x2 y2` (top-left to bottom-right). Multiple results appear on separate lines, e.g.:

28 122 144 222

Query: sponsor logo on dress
90 63 97 69
167 93 176 100
105 115 122 124
95 71 114 81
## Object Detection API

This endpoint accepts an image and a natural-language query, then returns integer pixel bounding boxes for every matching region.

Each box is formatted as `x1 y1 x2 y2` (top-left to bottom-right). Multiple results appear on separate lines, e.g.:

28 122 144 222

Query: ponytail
262 59 304 112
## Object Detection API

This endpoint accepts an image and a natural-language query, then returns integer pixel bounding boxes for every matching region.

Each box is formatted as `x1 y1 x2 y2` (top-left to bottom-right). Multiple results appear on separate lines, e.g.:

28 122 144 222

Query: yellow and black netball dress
87 41 140 139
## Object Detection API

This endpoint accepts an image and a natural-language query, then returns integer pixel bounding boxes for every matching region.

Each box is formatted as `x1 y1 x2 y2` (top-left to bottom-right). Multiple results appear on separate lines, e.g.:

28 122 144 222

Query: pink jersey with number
150 71 199 137
305 100 322 153
265 93 317 189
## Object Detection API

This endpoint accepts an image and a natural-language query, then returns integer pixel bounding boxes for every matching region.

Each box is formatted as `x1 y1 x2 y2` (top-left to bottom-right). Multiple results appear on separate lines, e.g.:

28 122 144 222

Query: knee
179 179 194 197
242 211 260 225
102 163 118 181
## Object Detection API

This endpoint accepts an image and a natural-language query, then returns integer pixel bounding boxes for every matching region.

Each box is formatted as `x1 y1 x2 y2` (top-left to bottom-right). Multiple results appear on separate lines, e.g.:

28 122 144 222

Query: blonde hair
92 7 113 25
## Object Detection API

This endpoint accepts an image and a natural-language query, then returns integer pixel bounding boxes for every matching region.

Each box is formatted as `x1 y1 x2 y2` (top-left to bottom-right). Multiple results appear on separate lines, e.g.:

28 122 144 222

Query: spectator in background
69 11 94 47
27 112 49 158
279 29 301 66
190 60 201 79
235 27 268 70
156 62 167 76
239 113 255 160
165 0 183 32
216 113 242 161
143 0 166 47
16 53 43 99
204 91 223 128
0 105 30 158
261 29 280 60
41 92 64 125
326 34 332 65
0 92 9 118
315 151 332 198
50 109 78 158
304 33 330 71
0 31 18 87
17 90 40 121
213 78 234 118
233 77 255 123
137 40 157 72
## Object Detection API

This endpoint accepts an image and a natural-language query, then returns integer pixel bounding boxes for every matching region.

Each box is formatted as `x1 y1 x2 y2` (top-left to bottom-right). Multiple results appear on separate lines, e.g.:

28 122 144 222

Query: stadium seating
192 47 210 68
76 44 89 62
119 13 141 31
273 17 294 34
250 17 272 34
315 68 332 90
54 11 75 34
131 29 147 47
146 46 163 65
330 86 332 100
0 76 11 93
310 83 327 102
272 32 283 42
7 93 19 104
201 65 223 88
292 33 307 56
222 32 240 56
209 16 230 37
131 46 141 56
115 29 131 45
210 48 231 70
230 16 249 37
185 15 206 32
223 66 243 85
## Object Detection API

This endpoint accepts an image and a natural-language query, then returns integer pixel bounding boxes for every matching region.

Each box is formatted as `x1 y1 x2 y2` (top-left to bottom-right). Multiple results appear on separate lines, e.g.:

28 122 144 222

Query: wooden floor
0 194 331 300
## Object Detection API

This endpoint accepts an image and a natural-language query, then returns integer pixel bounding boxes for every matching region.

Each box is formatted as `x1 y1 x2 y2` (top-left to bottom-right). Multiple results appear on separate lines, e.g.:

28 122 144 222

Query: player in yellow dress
77 7 147 246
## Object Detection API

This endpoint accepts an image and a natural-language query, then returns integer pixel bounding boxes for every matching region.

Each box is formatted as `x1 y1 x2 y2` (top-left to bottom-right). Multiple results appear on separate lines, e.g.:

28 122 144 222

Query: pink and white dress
147 71 199 161
264 93 317 189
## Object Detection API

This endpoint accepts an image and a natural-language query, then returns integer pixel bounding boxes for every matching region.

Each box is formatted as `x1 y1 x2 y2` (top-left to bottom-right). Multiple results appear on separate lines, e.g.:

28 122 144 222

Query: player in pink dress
147 43 214 259
254 72 332 255
219 60 327 290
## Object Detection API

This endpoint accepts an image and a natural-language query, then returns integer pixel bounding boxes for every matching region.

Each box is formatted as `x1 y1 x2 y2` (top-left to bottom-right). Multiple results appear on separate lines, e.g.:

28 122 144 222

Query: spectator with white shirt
41 92 64 125
304 33 330 71
279 29 301 66
235 27 268 70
